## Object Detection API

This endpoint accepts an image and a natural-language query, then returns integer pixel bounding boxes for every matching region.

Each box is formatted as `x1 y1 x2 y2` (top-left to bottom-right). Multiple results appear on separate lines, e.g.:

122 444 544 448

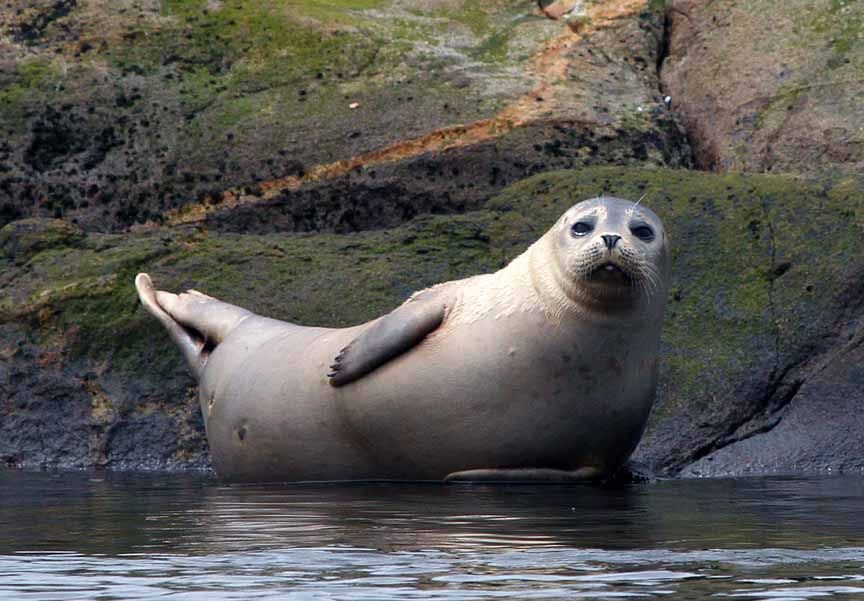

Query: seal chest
135 196 670 483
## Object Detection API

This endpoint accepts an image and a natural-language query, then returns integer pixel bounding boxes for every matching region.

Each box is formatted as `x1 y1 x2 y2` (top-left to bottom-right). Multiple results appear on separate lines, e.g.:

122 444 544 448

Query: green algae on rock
0 0 687 233
1 166 862 473
0 218 85 264
488 167 864 473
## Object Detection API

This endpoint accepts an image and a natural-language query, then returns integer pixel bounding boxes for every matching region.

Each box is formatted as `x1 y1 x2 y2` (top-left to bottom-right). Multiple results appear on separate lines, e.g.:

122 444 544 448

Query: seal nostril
601 234 621 250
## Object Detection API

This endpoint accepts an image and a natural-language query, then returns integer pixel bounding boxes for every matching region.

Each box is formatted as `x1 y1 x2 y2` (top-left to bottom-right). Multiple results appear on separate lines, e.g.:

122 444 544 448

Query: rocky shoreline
1 0 862 478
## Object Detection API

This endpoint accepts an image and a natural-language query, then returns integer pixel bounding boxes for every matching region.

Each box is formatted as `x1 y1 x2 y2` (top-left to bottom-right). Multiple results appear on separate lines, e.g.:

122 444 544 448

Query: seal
135 196 670 483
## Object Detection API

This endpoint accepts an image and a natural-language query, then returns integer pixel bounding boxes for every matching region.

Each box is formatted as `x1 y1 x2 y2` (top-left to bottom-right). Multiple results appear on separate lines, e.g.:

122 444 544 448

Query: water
1 473 863 600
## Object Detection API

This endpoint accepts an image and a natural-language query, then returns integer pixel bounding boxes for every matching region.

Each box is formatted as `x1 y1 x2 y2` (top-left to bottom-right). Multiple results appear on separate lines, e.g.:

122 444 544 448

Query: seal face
548 197 668 316
136 196 671 483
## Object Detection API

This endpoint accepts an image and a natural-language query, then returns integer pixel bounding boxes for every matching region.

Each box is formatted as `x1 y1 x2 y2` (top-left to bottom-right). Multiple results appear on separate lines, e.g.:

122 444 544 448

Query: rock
0 218 84 263
680 277 864 477
0 0 690 232
2 166 862 475
661 0 864 175
539 0 581 20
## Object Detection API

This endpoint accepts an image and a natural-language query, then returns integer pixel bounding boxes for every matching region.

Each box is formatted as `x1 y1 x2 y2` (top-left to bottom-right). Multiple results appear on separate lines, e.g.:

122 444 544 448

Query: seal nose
601 234 621 250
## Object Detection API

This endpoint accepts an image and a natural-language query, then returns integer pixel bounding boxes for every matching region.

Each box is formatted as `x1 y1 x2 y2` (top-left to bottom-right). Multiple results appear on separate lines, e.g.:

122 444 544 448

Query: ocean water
1 472 863 600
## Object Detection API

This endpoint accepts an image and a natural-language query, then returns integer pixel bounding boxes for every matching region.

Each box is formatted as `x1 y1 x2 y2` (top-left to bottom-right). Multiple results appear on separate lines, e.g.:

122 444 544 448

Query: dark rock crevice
654 3 673 87
654 1 701 168
659 0 864 175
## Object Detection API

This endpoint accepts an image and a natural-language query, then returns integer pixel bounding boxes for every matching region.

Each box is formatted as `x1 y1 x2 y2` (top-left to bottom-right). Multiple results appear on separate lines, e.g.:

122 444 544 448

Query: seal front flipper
328 291 448 387
444 467 603 483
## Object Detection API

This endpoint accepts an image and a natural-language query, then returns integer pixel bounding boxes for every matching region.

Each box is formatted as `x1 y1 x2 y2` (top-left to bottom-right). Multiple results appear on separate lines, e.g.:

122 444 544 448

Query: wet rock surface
0 321 207 471
679 271 864 477
681 331 864 477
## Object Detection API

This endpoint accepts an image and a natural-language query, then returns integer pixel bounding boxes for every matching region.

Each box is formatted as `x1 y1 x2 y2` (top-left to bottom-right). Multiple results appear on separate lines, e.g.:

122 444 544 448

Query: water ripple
1 546 864 600
1 473 863 599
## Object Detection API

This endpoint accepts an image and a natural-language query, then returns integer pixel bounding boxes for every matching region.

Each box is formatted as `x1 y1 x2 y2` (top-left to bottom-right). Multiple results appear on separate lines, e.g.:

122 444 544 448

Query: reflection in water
0 472 863 599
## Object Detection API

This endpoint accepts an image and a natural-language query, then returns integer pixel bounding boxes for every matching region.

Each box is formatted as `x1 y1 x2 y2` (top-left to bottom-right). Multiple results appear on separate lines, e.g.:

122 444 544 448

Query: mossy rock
2 166 862 473
0 0 683 233
0 218 85 263
489 167 864 472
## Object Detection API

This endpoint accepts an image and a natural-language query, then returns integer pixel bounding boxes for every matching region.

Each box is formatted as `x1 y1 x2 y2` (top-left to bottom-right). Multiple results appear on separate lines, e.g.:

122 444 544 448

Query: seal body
136 197 670 483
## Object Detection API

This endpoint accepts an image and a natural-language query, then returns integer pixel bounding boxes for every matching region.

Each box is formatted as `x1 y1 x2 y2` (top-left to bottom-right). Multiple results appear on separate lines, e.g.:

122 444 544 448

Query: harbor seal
135 196 670 483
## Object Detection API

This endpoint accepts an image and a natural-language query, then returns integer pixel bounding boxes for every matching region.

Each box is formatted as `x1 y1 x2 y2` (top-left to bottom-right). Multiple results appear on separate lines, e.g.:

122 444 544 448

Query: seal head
537 196 670 318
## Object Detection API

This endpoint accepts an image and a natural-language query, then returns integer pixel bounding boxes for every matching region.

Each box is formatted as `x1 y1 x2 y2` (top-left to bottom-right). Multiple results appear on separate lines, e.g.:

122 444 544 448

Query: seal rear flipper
444 467 603 483
328 291 448 387
136 273 207 379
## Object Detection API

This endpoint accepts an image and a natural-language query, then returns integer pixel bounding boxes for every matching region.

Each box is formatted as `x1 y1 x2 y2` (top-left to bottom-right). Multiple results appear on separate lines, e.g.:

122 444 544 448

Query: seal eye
571 221 593 237
630 225 654 242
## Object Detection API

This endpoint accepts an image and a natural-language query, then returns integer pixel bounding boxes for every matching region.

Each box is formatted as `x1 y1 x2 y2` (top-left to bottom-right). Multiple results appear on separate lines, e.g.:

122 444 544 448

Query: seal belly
199 311 655 482
335 312 657 479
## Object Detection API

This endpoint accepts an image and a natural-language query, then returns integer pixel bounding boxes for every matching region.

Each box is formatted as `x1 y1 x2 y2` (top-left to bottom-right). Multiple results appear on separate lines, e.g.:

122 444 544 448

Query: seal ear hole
237 425 248 442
